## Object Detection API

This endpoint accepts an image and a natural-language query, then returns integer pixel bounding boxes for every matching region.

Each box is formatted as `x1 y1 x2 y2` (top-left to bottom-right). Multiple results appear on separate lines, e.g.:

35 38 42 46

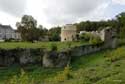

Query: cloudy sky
0 0 125 29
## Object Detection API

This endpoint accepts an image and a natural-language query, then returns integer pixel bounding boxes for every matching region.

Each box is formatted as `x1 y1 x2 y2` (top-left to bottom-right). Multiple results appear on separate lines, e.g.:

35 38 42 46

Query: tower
61 24 77 42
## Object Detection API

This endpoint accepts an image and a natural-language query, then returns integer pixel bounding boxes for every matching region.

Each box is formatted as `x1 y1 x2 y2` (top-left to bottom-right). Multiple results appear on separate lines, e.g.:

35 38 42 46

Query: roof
62 24 77 31
0 24 13 30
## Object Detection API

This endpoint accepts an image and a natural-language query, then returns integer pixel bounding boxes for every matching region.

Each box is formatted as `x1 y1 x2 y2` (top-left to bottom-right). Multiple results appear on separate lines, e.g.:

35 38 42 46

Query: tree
16 15 39 42
116 12 125 38
21 15 37 29
48 26 61 41
38 25 48 38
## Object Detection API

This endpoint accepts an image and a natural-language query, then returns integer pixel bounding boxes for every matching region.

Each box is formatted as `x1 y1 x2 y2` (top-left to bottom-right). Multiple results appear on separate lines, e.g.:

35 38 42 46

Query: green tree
16 15 40 42
48 26 61 41
38 25 48 38
116 12 125 38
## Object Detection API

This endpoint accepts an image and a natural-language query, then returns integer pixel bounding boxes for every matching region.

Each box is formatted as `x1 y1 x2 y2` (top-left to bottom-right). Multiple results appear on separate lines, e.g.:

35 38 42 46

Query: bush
51 43 57 51
67 42 72 48
89 35 103 44
48 65 72 83
118 39 125 46
8 69 34 84
80 33 103 44
106 47 125 62
79 33 91 41
4 38 15 42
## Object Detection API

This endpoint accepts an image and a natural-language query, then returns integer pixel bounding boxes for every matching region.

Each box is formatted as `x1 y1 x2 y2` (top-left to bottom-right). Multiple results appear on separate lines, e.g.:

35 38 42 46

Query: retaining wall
0 41 117 68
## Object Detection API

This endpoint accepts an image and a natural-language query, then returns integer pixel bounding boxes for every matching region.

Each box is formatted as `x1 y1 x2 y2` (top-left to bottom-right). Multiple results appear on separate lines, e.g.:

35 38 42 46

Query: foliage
89 35 103 44
0 42 86 51
48 26 61 41
80 33 103 44
0 46 125 84
47 65 72 83
4 38 15 42
51 43 57 51
16 15 48 42
105 47 125 62
118 39 125 46
67 42 72 48
8 69 34 84
75 12 125 39
15 12 125 42
79 33 91 41
76 20 115 32
54 65 72 82
116 12 125 39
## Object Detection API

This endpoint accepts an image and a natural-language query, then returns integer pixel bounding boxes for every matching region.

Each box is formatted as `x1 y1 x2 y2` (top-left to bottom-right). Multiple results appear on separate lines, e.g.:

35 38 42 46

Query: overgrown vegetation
0 42 86 50
0 46 125 84
50 43 58 51
76 12 125 40
15 12 125 42
89 35 103 44
80 33 103 44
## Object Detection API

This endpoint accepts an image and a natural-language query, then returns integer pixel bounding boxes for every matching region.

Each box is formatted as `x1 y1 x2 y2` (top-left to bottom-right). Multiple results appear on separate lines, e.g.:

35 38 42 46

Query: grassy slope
44 46 125 84
0 42 86 51
60 46 125 84
0 46 125 84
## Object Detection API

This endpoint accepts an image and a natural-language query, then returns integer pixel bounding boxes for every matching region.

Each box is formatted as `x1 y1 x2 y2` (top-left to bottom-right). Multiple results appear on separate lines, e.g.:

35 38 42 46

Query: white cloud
112 0 125 5
40 0 108 27
0 11 20 29
81 2 111 21
0 0 27 17
0 0 113 29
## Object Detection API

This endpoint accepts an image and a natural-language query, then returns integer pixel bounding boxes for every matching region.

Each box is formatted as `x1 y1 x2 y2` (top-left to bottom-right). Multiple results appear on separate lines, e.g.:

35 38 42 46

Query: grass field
0 46 125 84
0 41 87 51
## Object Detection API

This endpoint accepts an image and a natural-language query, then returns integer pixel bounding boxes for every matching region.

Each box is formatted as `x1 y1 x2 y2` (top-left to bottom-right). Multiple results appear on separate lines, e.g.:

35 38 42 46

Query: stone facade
0 48 43 66
60 24 117 44
0 24 21 41
101 27 117 48
80 27 117 48
0 48 70 68
61 24 77 42
43 50 71 68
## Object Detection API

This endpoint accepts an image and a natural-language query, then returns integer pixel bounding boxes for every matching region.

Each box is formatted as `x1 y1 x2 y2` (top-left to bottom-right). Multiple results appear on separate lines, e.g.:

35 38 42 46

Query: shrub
118 39 125 46
48 65 72 83
106 47 125 62
8 69 34 84
89 35 103 44
67 42 72 48
51 43 57 51
80 33 103 44
4 38 15 42
79 33 91 41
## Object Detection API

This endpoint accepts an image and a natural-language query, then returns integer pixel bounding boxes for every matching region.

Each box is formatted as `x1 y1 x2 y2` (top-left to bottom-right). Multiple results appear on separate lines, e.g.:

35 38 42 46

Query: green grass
0 41 86 51
0 46 125 84
60 46 125 84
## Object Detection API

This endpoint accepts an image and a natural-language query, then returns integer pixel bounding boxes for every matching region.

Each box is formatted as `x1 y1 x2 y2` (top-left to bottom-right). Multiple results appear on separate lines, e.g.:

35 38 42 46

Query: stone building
61 24 117 49
61 24 77 42
0 24 21 41
100 27 117 48
80 27 117 48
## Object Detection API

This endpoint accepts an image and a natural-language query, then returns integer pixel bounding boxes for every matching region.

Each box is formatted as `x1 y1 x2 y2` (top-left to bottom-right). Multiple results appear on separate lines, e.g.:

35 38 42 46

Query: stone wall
0 26 118 68
0 48 43 66
69 43 105 57
42 39 117 67
43 50 71 68
0 39 117 68
0 48 70 68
